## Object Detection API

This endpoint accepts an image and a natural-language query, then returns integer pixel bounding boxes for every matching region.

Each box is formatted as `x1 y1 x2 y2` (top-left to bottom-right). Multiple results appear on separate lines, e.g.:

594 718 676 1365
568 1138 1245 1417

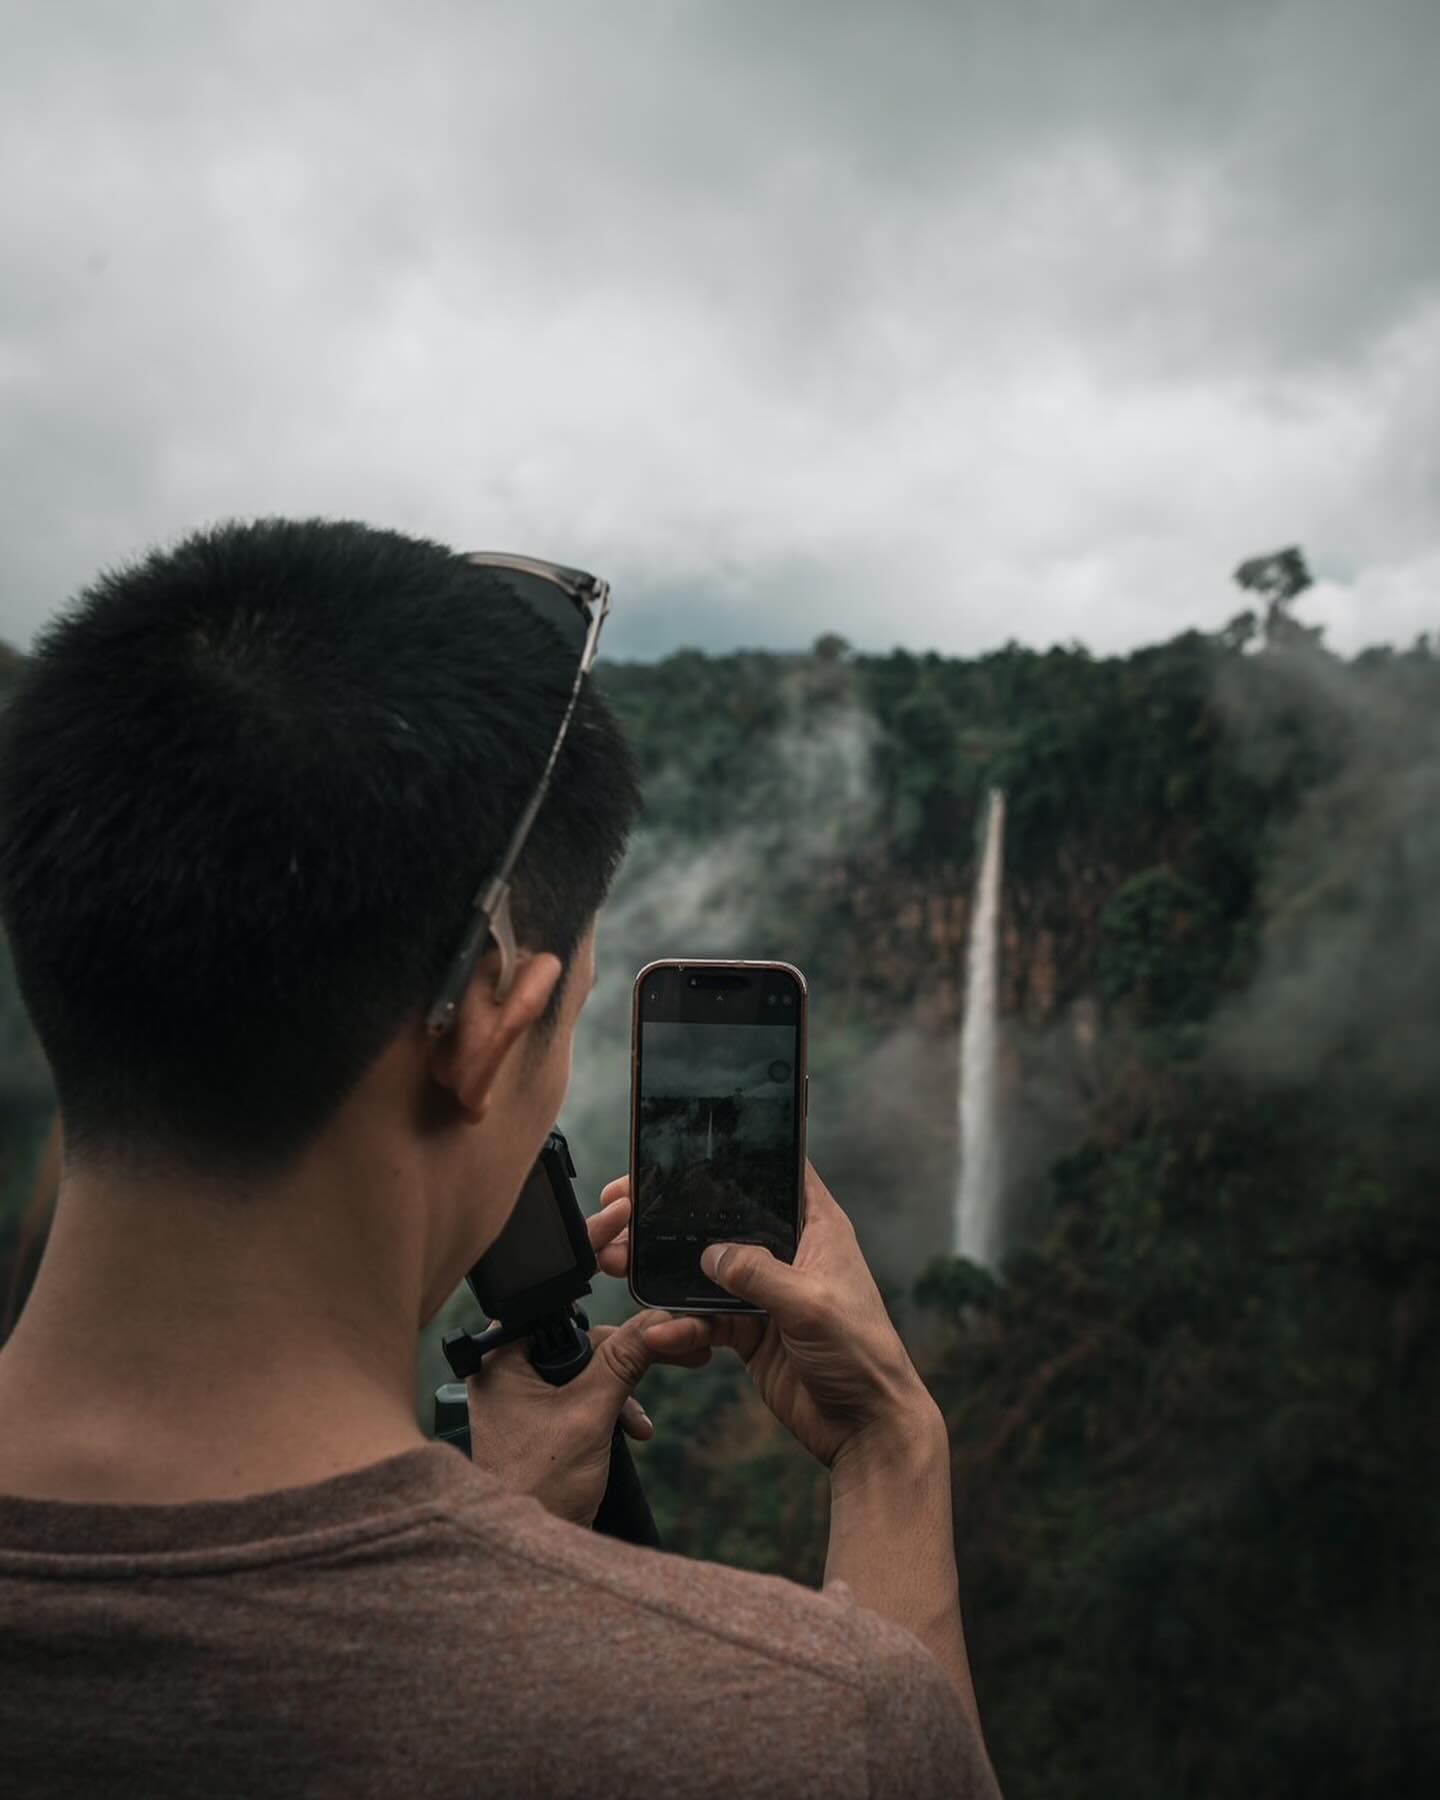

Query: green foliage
1234 545 1325 651
1099 867 1226 1023
921 1065 1440 1800
915 1254 999 1315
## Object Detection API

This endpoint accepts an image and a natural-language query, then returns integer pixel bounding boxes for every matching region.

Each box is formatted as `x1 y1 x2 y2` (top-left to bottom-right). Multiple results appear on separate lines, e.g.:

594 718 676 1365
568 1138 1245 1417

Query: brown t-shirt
0 1442 996 1799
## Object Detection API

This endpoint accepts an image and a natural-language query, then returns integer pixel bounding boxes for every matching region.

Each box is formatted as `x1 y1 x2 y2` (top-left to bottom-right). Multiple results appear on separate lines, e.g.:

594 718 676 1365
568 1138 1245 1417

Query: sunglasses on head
423 552 611 1037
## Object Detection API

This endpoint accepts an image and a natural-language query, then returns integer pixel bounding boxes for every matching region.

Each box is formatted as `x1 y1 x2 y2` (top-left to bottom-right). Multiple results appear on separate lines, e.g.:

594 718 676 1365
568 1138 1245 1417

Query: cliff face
800 841 1111 1031
1006 855 1118 1021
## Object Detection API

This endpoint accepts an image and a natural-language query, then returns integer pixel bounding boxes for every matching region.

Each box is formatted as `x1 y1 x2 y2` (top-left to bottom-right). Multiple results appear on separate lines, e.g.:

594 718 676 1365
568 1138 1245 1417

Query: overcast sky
3 0 1438 661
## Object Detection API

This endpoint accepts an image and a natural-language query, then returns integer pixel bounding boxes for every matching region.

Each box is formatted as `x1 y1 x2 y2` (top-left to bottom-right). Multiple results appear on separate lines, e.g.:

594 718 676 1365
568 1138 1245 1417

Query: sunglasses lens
480 568 589 656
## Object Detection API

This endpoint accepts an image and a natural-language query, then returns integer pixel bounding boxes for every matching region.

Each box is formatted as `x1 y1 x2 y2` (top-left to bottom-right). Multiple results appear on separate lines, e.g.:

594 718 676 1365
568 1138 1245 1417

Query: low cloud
564 692 881 1207
1209 644 1440 1101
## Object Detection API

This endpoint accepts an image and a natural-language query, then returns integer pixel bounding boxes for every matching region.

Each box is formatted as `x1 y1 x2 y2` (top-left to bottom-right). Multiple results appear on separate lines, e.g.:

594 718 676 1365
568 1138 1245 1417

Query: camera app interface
635 1015 800 1301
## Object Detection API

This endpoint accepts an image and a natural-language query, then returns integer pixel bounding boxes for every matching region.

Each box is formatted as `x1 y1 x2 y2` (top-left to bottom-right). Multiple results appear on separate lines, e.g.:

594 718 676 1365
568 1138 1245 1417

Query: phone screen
630 962 806 1311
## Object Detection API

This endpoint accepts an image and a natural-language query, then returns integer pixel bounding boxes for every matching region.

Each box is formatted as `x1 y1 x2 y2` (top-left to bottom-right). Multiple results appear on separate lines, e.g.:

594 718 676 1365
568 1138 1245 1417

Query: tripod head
433 1130 659 1548
438 1131 596 1378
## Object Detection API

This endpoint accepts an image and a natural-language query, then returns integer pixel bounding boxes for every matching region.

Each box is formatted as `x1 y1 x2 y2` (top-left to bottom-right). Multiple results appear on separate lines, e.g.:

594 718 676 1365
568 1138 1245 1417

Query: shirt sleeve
841 1600 1001 1800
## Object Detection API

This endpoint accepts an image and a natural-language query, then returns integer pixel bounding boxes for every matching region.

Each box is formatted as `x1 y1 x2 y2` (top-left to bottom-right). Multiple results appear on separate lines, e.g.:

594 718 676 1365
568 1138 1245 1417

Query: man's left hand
463 1192 713 1527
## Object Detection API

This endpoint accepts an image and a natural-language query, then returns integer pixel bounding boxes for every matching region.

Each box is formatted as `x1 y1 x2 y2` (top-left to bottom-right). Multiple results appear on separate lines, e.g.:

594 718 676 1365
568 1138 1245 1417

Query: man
0 519 998 1798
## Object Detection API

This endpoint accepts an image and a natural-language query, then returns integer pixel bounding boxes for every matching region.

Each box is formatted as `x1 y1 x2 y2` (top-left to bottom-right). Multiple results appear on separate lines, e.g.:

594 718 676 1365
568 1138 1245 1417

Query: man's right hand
596 1162 941 1471
599 1163 989 1755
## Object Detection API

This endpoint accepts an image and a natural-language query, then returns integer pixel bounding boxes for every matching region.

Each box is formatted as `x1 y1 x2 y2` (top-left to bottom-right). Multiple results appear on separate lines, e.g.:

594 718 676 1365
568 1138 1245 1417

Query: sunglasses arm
424 881 520 1035
423 579 606 1039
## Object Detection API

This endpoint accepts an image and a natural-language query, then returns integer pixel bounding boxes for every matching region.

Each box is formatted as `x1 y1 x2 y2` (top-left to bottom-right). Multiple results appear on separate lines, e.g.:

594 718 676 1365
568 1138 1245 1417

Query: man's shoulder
447 1468 894 1691
440 1473 993 1796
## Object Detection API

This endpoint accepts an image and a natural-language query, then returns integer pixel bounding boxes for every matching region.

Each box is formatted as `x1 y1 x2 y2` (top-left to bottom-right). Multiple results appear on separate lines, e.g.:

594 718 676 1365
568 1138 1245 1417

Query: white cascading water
955 788 1006 1263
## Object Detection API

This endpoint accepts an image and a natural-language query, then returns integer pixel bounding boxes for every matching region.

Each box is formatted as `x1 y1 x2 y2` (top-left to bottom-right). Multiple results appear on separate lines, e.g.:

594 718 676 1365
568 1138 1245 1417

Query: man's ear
426 948 564 1125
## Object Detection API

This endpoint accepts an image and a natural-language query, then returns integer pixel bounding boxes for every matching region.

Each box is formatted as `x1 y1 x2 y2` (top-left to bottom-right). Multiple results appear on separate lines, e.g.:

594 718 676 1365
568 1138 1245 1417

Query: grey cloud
562 690 879 1191
2 0 1438 658
1208 642 1440 1098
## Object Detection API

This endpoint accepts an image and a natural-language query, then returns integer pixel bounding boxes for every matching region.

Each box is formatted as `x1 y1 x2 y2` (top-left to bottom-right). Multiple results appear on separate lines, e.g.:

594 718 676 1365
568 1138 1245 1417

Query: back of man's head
0 517 639 1180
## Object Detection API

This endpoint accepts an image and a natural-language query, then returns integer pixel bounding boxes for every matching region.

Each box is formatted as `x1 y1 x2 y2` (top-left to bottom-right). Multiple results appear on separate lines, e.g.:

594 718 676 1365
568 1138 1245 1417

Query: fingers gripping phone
628 960 808 1314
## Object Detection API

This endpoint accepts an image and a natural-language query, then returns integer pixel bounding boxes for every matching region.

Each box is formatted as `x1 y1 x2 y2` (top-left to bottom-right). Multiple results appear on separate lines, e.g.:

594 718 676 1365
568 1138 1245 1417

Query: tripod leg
593 1424 660 1547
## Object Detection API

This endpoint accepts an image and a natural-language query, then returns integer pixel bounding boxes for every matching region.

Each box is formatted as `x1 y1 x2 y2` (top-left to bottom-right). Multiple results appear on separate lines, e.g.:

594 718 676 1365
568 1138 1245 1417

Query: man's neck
0 1163 434 1504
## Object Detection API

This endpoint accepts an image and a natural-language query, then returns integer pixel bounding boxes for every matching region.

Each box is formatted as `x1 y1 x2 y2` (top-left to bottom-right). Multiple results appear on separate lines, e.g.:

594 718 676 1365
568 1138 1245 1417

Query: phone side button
804 1077 809 1117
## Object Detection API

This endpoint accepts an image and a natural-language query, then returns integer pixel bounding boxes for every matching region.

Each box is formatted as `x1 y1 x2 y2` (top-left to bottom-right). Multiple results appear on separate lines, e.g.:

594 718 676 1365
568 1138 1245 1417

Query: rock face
822 867 1111 1032
770 806 1130 1276
831 858 1120 1032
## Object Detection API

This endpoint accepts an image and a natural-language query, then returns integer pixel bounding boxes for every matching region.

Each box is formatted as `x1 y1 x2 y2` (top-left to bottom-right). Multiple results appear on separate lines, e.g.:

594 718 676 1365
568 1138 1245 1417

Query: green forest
4 552 1438 1796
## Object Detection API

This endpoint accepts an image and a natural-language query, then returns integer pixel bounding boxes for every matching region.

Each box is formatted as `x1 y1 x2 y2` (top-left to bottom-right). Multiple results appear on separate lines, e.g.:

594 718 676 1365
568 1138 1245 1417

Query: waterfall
955 789 1006 1264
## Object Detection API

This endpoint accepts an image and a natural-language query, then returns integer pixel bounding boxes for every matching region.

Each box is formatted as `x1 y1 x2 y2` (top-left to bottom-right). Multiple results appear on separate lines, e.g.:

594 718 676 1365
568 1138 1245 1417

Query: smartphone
628 959 808 1314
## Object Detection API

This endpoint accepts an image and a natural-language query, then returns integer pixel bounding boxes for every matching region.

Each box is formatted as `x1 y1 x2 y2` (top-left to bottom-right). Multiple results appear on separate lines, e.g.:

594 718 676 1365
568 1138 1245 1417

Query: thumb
700 1241 799 1315
585 1310 675 1411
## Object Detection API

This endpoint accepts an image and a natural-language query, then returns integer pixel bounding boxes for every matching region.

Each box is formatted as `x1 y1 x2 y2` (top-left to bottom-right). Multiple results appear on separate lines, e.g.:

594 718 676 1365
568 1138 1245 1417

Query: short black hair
0 518 640 1177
